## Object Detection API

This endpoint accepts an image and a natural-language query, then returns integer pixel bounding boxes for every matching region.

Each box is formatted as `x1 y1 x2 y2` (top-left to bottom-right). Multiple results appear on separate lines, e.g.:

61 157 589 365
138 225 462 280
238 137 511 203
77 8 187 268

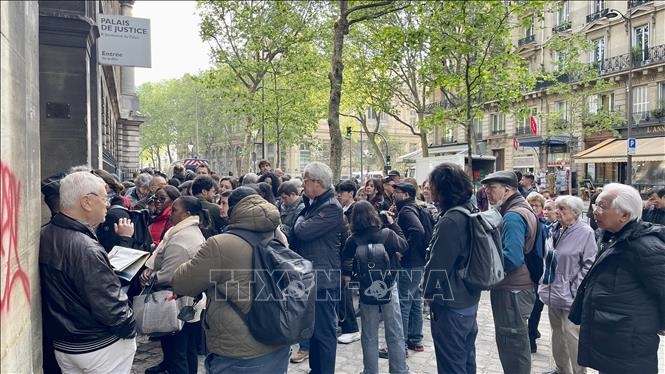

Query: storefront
574 136 665 192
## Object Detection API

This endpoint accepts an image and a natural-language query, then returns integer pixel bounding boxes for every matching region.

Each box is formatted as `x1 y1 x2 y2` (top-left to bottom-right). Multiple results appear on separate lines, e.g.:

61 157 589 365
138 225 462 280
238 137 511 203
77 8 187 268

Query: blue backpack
514 208 547 283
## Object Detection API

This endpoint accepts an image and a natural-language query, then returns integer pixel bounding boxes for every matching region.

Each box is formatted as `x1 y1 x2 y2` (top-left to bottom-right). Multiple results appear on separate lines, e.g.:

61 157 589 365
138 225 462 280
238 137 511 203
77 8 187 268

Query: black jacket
424 202 481 309
395 199 426 268
291 188 345 290
643 206 665 226
570 220 665 374
96 204 134 252
341 223 408 277
40 214 135 351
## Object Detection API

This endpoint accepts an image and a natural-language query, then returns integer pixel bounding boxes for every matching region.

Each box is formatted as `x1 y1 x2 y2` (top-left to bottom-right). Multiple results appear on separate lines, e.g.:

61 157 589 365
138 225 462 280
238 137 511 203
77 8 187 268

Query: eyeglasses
86 192 110 206
593 203 610 213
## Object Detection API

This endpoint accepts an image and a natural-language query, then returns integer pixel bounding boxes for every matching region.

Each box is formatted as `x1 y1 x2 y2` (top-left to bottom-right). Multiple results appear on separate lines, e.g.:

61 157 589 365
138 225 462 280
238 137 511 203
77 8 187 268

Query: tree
362 8 438 158
539 32 620 143
424 1 550 173
198 0 326 172
327 0 408 181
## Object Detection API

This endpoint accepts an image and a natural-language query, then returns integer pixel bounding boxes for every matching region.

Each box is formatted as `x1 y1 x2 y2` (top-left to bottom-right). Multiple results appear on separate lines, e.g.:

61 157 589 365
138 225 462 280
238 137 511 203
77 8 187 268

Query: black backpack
446 206 505 290
353 229 394 305
405 204 435 252
108 206 153 251
226 229 316 346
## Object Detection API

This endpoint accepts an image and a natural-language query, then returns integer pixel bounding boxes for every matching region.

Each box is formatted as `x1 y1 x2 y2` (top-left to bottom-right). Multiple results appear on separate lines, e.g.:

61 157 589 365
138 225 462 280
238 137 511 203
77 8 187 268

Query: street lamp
604 8 634 184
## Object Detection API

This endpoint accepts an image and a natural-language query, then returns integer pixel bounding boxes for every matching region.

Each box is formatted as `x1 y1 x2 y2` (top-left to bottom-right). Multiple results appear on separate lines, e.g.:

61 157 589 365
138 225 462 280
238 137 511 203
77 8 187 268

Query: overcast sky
133 1 212 86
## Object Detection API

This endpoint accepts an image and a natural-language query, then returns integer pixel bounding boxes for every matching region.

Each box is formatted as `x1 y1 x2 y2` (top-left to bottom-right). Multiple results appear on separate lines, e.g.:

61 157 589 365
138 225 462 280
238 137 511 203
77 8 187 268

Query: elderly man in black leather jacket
40 171 136 373
290 162 344 374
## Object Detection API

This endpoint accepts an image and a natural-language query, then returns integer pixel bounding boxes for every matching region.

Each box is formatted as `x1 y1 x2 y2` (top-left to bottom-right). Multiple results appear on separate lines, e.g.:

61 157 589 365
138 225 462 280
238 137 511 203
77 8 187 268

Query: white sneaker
337 332 361 344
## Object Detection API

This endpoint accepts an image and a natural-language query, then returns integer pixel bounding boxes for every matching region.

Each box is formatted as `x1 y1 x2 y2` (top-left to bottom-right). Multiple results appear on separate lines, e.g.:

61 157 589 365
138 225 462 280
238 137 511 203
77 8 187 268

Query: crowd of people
38 159 665 374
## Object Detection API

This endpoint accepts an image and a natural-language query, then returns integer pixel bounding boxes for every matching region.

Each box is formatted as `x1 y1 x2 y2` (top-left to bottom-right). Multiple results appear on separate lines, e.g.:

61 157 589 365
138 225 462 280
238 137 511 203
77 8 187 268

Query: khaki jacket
172 195 283 359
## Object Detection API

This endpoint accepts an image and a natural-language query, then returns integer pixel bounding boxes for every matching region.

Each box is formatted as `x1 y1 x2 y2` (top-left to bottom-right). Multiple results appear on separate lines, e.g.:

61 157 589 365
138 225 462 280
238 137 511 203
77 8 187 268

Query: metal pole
626 16 633 185
261 82 266 159
349 137 352 179
360 130 364 183
195 91 200 157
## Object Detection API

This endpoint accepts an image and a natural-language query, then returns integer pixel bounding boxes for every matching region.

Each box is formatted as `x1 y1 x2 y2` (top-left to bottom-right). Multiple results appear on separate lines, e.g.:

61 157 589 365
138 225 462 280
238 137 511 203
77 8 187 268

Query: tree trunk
363 119 385 168
166 145 173 165
418 112 429 157
327 0 349 182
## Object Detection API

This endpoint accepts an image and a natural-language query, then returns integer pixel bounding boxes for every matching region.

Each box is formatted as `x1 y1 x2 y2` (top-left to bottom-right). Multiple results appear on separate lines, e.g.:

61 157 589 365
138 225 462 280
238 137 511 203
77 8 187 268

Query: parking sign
627 138 636 155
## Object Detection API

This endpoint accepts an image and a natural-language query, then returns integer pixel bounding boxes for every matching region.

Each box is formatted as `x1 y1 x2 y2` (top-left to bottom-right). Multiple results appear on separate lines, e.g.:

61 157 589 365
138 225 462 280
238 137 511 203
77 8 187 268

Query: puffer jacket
570 221 665 374
171 195 284 359
538 218 596 310
290 188 344 290
40 213 135 353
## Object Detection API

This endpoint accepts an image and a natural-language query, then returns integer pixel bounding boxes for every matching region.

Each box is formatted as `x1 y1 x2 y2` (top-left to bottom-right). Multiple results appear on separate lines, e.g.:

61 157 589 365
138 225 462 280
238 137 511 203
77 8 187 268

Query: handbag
133 277 184 336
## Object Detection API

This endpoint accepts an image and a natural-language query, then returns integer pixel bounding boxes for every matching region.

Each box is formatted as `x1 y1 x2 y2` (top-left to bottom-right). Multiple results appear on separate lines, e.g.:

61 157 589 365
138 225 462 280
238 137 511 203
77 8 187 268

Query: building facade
426 0 664 192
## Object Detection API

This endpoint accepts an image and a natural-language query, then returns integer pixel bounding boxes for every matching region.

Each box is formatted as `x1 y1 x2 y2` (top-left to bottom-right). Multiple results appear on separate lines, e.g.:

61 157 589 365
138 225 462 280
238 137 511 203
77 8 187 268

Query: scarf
145 215 200 269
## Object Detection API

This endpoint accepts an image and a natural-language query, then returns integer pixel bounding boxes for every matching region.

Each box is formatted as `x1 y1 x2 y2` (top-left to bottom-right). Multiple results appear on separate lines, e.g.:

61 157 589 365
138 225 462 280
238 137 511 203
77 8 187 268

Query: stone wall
0 1 43 372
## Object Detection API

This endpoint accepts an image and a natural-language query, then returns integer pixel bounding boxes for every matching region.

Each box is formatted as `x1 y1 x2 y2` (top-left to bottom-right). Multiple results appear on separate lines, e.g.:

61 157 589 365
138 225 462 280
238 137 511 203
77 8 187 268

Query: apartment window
490 113 505 134
299 144 310 171
632 86 648 117
524 18 534 37
367 107 378 121
590 37 605 64
633 24 649 60
589 0 605 14
519 108 537 135
472 118 483 139
442 127 454 143
660 82 665 101
409 110 417 126
556 1 569 25
588 95 599 115
557 101 568 121
601 93 615 111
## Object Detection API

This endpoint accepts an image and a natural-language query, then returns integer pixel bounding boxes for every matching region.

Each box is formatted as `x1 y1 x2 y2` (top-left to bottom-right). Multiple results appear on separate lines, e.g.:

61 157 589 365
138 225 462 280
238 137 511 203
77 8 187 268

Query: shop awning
574 137 665 163
518 136 571 148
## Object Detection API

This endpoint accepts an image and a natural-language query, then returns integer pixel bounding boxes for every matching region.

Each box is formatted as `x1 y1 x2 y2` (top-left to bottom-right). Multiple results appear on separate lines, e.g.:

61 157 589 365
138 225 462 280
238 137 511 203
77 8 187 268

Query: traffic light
386 155 392 167
345 126 352 139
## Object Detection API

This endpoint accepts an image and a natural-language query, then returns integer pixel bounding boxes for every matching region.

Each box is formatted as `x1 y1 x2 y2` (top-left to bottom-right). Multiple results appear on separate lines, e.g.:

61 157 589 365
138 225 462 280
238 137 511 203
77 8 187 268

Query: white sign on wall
97 14 151 67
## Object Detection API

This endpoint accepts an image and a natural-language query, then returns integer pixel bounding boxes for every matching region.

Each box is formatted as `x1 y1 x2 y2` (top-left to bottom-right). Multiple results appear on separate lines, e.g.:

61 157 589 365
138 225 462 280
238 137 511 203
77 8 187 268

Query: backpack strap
218 229 265 325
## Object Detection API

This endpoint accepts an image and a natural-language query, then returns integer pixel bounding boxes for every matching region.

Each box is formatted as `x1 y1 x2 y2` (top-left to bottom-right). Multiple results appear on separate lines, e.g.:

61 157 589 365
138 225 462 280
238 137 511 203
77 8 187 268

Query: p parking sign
627 138 636 155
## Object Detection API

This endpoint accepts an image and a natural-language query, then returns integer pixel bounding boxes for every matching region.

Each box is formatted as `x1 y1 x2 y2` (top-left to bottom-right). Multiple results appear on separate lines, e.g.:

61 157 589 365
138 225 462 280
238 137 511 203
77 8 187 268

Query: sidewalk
130 292 664 373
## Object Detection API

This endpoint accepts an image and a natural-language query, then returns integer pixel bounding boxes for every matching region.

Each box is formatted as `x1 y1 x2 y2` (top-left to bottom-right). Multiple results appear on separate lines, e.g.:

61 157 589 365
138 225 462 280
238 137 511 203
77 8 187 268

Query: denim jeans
430 303 478 374
338 283 359 334
359 284 408 374
204 346 290 374
309 287 340 374
397 267 424 347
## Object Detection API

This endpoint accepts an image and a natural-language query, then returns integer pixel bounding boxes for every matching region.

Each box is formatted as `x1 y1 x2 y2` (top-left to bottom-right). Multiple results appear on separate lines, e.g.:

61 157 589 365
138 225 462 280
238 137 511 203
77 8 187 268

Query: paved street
131 292 665 373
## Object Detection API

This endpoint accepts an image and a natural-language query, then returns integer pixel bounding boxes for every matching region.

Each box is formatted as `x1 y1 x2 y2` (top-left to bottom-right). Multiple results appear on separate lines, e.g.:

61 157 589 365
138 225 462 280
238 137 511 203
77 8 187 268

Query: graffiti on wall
0 162 30 313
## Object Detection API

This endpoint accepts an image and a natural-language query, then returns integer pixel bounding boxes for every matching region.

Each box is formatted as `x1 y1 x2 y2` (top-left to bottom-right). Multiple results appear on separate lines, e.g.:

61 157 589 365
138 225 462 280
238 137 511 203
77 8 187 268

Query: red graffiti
0 162 30 313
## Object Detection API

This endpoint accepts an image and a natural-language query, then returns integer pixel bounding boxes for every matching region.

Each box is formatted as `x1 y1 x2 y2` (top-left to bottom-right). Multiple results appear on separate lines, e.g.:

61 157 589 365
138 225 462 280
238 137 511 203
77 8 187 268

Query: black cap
394 182 416 197
41 172 67 198
481 170 519 188
388 170 400 177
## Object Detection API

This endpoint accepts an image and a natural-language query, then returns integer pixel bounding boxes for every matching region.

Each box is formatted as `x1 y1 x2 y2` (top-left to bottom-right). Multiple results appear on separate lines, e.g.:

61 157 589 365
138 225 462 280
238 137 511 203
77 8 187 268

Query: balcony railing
515 126 531 136
586 8 608 23
552 20 571 33
491 129 506 136
595 44 665 75
518 34 535 47
628 0 653 8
